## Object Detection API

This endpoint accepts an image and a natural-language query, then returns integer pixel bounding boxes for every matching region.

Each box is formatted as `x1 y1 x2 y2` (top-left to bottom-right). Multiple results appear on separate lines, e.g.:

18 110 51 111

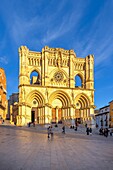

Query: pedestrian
86 127 89 135
28 122 30 127
47 125 53 138
47 126 51 138
85 123 87 128
2 119 4 124
110 129 113 136
33 122 35 127
62 125 65 134
110 131 112 136
89 127 92 135
74 126 77 131
50 125 53 137
99 128 103 135
104 128 109 137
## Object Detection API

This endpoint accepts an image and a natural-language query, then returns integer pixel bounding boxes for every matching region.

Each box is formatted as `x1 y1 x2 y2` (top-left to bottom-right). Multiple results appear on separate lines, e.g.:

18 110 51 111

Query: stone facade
17 46 95 126
95 106 110 129
8 93 19 123
0 68 7 121
109 100 113 127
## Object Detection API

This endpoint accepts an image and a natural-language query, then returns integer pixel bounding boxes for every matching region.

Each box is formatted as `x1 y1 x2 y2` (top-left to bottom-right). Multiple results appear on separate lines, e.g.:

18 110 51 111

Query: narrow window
30 71 40 85
75 75 82 87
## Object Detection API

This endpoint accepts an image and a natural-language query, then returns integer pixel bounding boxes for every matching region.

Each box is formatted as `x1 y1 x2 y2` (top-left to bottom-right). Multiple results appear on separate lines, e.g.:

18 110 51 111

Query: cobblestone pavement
0 125 113 170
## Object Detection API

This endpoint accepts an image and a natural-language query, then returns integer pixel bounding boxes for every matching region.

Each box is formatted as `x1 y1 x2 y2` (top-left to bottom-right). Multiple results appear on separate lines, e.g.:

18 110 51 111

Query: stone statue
22 86 25 100
57 51 62 67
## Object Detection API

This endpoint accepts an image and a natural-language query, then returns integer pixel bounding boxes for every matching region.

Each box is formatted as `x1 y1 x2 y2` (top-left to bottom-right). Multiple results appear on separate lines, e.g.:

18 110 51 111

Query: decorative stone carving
54 71 64 82
57 51 62 67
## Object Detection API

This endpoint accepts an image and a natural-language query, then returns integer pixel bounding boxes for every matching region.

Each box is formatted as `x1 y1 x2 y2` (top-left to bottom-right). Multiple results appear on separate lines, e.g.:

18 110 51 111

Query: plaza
0 125 113 170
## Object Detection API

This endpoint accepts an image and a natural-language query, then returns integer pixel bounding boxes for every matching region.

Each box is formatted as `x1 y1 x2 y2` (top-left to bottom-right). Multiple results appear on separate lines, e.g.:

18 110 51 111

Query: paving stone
0 125 113 170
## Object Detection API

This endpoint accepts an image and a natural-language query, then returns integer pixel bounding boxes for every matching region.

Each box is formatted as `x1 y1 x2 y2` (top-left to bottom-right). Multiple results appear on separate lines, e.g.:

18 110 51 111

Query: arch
74 93 91 109
74 72 84 88
75 75 82 87
52 99 62 108
26 90 45 106
49 90 71 108
29 67 41 79
30 69 41 85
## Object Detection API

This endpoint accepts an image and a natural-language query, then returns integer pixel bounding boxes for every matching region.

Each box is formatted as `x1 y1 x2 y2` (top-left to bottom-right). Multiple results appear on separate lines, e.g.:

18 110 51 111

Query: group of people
47 123 113 138
86 127 92 135
47 125 66 138
99 127 109 137
47 123 93 138
85 123 92 135
47 123 94 138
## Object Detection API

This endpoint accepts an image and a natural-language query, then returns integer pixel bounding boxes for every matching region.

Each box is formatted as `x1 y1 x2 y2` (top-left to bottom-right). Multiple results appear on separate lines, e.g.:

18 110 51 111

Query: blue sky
0 0 113 109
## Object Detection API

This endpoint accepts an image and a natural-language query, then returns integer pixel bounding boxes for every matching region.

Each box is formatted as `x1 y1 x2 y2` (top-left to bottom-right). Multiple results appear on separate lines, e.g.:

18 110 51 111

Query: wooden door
75 109 80 118
52 108 56 123
58 108 62 122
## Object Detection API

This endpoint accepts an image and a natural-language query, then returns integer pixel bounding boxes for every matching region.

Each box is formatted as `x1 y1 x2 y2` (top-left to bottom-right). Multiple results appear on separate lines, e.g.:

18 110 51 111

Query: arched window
30 71 40 85
75 75 82 87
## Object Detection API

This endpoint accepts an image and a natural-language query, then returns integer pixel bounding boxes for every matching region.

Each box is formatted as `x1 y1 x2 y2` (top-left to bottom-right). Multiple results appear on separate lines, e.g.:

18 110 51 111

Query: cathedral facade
17 46 95 126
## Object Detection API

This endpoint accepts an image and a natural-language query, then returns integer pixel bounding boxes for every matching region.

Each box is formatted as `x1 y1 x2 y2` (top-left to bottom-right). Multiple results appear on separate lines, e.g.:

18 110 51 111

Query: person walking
47 126 51 138
47 125 53 138
85 123 87 128
89 127 92 135
62 125 65 134
33 122 35 127
104 128 109 137
86 127 89 135
50 125 53 137
74 126 77 131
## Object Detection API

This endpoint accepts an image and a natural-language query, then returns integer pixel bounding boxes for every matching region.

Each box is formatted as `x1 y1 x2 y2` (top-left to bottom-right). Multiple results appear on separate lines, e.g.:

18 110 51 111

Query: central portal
52 99 62 123
52 108 62 123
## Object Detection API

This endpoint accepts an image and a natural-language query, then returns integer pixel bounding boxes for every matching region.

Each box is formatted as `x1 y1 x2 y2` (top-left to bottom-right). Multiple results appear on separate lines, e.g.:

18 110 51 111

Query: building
95 100 113 129
0 68 7 122
95 105 110 129
8 93 19 123
109 100 113 127
16 46 95 126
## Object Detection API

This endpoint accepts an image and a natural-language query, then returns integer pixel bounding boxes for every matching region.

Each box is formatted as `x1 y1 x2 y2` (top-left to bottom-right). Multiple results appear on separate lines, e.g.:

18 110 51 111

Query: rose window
54 72 64 82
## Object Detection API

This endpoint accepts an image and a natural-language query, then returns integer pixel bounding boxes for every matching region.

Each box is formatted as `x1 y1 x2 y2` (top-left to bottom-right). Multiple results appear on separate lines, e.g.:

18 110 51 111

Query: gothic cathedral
17 46 95 126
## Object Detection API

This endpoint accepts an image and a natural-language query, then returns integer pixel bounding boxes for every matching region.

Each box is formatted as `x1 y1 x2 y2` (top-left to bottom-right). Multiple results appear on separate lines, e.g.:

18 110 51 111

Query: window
75 75 82 87
30 71 40 85
33 101 37 105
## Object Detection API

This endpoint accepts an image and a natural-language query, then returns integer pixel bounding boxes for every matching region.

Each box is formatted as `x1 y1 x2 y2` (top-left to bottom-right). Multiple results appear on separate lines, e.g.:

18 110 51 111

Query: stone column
38 108 40 124
42 107 45 124
49 107 52 124
70 107 74 119
44 46 49 86
69 50 75 88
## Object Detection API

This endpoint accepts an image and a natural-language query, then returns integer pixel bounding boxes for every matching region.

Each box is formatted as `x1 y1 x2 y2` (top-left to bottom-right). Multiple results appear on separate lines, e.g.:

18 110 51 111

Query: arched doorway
52 99 62 123
74 93 90 124
26 90 45 124
49 91 71 124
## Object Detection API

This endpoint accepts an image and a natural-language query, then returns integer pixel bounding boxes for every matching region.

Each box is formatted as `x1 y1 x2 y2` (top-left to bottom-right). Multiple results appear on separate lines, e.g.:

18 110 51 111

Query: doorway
52 108 56 123
31 111 35 122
